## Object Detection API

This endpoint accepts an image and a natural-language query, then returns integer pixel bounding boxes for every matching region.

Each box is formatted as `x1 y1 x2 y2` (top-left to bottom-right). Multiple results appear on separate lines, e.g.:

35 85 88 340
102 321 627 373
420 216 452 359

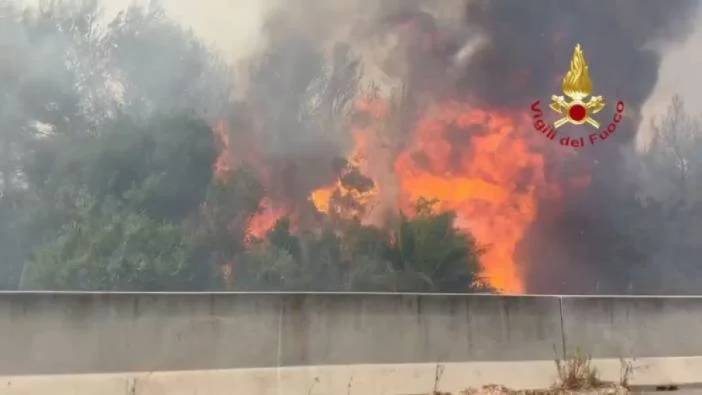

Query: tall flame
213 121 290 241
310 97 383 220
246 197 288 240
310 96 557 293
394 102 556 293
213 120 234 181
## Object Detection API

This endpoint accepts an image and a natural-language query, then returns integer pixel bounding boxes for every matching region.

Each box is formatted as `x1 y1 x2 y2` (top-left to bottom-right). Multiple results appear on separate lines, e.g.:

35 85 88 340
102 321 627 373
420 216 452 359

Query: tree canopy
0 2 489 293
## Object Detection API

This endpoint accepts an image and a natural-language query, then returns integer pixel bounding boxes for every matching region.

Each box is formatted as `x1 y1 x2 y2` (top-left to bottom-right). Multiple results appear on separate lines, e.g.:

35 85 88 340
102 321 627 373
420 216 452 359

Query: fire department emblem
550 44 605 129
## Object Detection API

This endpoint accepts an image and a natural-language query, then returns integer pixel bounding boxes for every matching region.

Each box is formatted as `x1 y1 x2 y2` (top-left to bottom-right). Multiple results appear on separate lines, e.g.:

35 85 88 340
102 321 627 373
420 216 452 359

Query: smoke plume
3 0 701 293
239 0 700 292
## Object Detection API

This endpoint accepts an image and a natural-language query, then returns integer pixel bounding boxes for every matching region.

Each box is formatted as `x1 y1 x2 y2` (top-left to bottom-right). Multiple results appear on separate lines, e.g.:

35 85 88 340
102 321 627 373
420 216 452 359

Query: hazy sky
129 0 278 62
14 0 277 61
11 0 702 148
639 3 702 148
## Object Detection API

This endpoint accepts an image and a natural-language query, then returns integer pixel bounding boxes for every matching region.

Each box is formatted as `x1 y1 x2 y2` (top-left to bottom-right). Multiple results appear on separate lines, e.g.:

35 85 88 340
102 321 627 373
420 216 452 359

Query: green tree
0 2 234 290
0 191 32 289
386 199 487 292
22 197 207 290
635 95 702 293
234 242 298 291
19 112 223 290
235 219 349 291
234 200 489 293
104 3 232 120
27 114 215 220
192 166 264 270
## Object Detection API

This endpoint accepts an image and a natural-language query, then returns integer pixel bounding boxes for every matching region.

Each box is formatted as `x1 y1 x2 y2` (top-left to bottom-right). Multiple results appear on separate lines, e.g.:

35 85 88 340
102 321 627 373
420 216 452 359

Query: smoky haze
1 0 702 293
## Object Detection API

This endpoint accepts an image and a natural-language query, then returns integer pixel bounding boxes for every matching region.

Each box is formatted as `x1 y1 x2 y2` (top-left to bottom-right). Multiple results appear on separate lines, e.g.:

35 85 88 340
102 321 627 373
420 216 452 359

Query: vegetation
234 200 487 292
554 350 601 391
3 1 701 294
0 2 489 293
435 351 628 395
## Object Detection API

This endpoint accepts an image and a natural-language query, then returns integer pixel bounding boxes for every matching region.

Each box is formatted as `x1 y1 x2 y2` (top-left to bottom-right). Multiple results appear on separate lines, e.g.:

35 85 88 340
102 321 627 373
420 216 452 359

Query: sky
11 0 702 149
638 3 702 148
13 0 277 62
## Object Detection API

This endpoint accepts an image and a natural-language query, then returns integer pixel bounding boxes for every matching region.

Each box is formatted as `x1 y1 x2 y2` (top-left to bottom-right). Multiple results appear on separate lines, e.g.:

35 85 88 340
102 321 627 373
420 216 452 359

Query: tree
636 96 702 293
234 199 490 293
235 219 344 291
0 1 235 290
27 114 215 218
192 166 265 271
1 1 492 294
0 190 31 289
387 199 487 292
104 3 232 120
22 197 208 291
644 95 702 203
19 113 222 290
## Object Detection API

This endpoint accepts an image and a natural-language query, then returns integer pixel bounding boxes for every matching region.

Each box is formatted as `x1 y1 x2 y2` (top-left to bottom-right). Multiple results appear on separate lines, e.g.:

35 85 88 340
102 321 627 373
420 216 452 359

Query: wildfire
310 175 377 220
310 96 383 220
311 184 335 214
212 120 289 241
309 95 555 293
394 102 555 293
220 81 562 293
213 120 233 181
246 198 288 240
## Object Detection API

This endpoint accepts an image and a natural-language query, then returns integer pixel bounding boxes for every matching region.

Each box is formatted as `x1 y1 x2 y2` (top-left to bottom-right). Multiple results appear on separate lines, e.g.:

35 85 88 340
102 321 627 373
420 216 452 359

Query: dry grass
444 351 629 395
456 384 627 395
554 350 601 391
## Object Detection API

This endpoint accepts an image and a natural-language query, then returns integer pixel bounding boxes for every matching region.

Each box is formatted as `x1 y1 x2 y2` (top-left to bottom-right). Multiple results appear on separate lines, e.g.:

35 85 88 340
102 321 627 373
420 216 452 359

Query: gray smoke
243 0 701 293
461 0 702 293
3 0 700 293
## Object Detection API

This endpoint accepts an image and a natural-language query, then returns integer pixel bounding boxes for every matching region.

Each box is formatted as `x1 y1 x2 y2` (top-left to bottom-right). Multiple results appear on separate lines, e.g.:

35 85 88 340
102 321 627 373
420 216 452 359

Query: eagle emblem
550 44 605 129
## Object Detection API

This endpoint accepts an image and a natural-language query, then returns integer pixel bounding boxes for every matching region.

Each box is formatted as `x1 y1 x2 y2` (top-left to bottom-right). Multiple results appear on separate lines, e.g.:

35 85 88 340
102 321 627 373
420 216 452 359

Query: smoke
228 0 700 292
461 1 696 108
247 0 701 293
468 0 702 293
3 0 700 292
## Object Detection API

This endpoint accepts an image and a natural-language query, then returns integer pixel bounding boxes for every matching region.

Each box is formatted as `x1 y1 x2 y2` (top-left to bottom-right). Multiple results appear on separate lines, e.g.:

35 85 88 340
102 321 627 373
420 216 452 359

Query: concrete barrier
0 292 564 375
562 296 702 358
5 357 702 395
2 292 702 394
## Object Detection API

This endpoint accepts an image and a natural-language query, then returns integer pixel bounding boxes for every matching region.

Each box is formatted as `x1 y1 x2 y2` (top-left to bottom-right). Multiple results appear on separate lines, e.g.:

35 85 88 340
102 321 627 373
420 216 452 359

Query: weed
619 358 633 388
554 349 601 390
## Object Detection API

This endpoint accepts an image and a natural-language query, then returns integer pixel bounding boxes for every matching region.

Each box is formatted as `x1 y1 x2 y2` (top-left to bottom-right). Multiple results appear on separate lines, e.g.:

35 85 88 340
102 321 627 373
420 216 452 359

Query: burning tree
2 0 701 294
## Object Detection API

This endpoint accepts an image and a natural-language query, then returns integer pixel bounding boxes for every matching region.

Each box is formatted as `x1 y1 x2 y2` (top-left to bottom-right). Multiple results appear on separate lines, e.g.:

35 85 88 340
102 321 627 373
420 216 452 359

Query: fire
212 120 288 241
310 96 383 220
354 96 389 119
254 77 562 293
395 101 554 293
311 184 335 214
310 176 377 219
213 120 233 181
246 198 288 240
309 95 553 293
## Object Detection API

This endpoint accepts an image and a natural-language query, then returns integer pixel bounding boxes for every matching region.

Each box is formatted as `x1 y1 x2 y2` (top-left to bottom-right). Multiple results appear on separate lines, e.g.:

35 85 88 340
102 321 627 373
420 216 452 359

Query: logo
550 44 605 129
530 44 625 149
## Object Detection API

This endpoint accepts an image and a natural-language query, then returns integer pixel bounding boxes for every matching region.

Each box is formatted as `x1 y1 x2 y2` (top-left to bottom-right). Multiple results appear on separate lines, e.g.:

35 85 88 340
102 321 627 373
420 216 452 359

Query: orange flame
311 184 336 214
309 97 384 219
213 120 233 181
213 120 289 241
309 94 562 293
395 102 556 293
246 198 288 240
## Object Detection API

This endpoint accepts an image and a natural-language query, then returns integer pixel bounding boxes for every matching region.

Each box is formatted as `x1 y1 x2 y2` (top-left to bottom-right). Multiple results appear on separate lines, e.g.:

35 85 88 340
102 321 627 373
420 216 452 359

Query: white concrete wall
2 292 702 393
3 357 702 395
562 296 702 358
0 292 565 375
